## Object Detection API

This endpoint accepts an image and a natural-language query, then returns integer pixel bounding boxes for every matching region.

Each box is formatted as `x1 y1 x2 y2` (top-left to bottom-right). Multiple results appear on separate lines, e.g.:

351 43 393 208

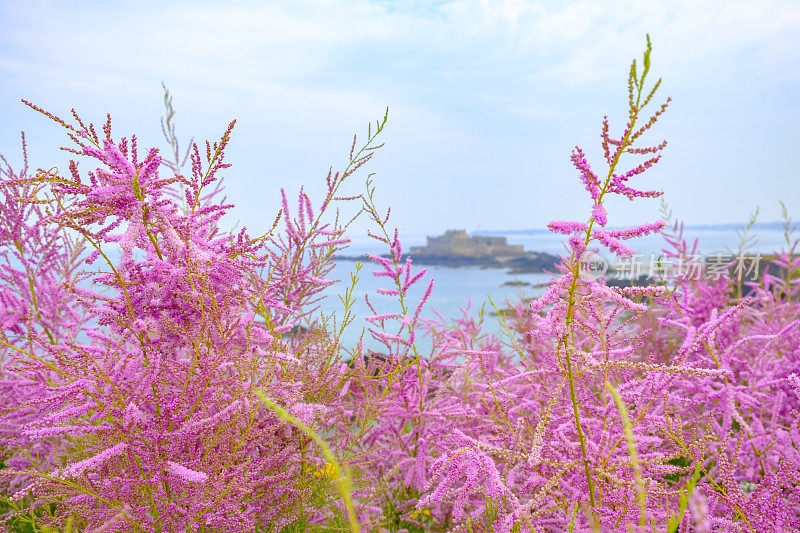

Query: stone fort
410 230 526 258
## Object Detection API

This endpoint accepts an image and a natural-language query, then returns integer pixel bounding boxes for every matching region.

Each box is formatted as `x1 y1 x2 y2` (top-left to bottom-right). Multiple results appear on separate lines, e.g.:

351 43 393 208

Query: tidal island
336 229 560 273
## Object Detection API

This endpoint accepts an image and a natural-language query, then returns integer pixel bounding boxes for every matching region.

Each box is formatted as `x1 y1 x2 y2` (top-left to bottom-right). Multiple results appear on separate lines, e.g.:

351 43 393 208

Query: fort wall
410 230 526 258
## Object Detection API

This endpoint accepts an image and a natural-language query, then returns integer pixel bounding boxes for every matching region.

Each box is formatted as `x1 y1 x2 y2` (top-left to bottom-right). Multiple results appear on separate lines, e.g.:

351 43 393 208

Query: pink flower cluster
1 36 798 533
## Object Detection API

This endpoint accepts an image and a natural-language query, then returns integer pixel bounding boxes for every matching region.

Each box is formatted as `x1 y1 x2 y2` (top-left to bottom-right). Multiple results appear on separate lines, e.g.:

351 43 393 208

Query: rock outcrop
335 230 560 273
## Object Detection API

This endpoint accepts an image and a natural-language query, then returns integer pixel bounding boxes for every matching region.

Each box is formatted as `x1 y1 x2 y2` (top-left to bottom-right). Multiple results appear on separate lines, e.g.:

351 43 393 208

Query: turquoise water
47 227 794 357
312 228 796 356
343 227 794 258
314 261 550 357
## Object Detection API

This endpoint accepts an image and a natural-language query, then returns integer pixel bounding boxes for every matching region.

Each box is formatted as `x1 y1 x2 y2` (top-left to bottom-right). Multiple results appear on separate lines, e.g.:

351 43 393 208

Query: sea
312 224 796 357
42 223 795 358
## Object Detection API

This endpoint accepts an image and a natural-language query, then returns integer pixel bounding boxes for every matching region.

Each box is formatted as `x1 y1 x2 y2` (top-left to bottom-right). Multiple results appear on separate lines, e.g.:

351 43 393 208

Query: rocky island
336 229 560 273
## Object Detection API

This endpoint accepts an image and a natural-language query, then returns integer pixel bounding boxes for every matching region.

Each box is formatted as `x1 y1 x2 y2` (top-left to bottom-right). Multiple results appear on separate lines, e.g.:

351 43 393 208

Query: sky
1 0 799 241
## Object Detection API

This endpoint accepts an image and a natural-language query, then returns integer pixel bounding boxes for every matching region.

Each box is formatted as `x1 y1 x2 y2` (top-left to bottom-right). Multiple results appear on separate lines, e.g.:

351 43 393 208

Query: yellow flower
313 462 336 481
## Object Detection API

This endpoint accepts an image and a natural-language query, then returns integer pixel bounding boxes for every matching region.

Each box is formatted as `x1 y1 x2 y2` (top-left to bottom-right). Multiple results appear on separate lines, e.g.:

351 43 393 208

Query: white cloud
4 0 798 99
1 0 798 232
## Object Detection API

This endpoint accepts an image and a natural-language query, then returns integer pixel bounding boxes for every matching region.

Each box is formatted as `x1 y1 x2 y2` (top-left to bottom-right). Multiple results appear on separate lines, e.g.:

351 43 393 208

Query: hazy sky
1 0 799 240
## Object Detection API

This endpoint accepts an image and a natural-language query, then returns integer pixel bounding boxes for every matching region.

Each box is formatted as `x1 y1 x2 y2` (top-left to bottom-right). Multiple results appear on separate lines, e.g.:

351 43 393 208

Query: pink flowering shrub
1 36 799 532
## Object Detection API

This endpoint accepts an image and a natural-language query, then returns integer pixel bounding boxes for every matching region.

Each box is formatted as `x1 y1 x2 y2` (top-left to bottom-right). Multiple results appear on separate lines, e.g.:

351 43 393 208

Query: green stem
559 43 652 514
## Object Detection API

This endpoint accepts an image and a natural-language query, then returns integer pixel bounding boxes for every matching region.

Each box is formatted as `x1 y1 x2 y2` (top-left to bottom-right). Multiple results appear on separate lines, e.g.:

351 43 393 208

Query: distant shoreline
333 252 560 274
473 221 791 235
